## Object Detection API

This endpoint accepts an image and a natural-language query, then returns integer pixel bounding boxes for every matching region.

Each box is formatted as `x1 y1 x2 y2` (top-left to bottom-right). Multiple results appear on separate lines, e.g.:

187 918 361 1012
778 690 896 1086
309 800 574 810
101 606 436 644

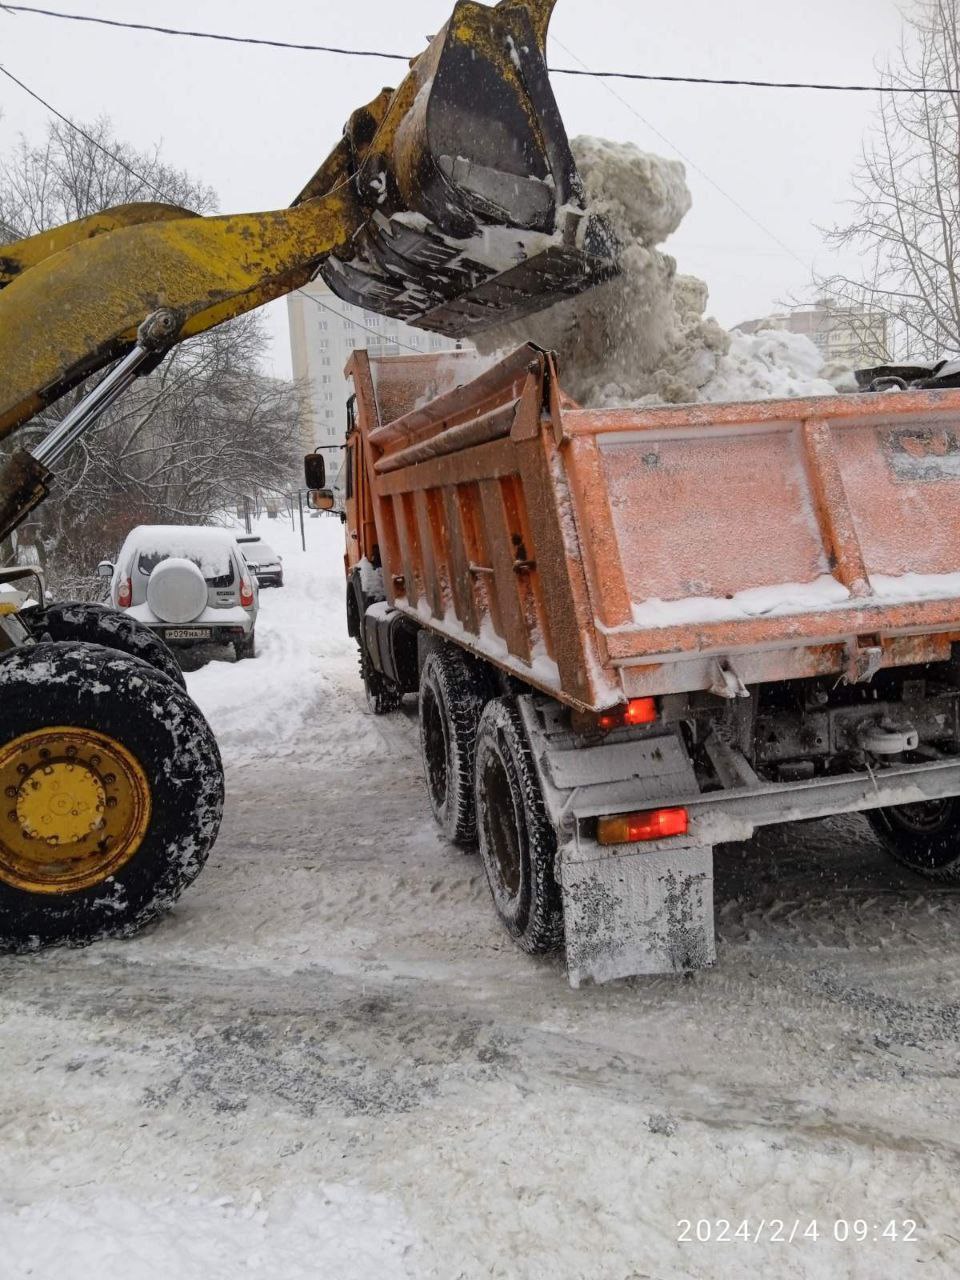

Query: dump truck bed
351 344 960 711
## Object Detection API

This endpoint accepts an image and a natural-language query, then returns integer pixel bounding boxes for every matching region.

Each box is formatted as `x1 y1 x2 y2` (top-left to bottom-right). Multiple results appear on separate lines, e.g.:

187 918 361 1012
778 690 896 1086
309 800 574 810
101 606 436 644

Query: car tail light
240 578 254 607
597 807 688 846
597 697 657 732
117 577 132 608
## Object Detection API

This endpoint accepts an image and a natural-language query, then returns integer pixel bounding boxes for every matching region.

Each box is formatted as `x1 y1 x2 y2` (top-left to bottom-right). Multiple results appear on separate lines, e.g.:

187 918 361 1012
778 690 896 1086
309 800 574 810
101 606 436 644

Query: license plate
165 627 211 641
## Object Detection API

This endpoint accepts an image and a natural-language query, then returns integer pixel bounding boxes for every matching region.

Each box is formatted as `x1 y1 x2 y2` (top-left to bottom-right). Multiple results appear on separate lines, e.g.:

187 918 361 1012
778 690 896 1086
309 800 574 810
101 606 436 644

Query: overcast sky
0 0 908 377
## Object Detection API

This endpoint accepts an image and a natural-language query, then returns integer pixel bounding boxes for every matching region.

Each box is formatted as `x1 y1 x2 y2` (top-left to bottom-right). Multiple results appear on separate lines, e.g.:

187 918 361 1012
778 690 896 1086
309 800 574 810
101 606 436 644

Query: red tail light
240 578 254 607
117 577 132 608
597 807 689 846
597 697 657 732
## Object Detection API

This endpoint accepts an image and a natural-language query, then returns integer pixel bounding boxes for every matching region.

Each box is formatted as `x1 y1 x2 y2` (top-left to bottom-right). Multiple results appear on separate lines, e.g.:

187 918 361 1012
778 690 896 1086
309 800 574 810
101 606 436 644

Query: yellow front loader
0 0 618 951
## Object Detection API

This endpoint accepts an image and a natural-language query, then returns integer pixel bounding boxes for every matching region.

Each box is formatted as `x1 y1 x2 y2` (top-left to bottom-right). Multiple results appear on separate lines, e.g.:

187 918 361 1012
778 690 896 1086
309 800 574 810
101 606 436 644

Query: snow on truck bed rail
626 571 960 630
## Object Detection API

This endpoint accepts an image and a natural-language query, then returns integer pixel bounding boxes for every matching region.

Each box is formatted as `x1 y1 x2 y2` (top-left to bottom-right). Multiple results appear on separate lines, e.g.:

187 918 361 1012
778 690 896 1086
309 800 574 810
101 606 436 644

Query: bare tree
0 119 301 593
818 0 960 361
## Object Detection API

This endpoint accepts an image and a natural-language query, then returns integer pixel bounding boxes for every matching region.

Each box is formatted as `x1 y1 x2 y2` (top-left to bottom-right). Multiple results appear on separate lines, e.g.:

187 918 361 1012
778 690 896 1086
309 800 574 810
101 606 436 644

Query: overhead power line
549 33 811 274
0 62 172 199
0 61 361 208
296 289 425 355
0 60 429 353
3 3 958 94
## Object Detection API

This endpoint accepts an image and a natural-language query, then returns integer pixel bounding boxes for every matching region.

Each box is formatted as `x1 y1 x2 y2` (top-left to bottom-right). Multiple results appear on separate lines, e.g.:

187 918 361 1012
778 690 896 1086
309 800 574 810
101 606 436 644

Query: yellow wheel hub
0 727 151 894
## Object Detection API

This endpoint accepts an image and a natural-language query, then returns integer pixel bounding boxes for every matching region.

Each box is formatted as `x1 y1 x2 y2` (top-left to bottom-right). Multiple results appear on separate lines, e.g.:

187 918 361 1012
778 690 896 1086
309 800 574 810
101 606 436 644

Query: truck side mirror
304 452 326 489
96 560 114 580
308 492 335 512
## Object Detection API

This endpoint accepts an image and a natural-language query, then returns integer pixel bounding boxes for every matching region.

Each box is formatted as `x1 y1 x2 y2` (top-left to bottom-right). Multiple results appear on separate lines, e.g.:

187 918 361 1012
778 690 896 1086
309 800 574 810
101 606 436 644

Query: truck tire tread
473 697 563 953
866 801 960 881
419 645 487 844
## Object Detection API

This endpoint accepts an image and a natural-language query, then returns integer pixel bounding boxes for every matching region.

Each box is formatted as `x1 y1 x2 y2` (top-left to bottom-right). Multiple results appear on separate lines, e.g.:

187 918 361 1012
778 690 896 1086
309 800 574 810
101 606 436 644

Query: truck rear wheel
419 646 487 844
22 601 185 688
473 698 563 952
866 800 960 881
0 642 224 951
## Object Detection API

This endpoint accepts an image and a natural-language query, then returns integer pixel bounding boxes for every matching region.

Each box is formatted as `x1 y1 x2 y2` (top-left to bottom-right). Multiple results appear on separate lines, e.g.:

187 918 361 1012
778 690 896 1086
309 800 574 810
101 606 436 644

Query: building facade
736 301 888 367
287 279 465 473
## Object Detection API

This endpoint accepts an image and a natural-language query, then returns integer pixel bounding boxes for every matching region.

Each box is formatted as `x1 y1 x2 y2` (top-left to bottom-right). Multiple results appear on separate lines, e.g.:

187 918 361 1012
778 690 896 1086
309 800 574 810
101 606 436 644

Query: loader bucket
308 0 619 337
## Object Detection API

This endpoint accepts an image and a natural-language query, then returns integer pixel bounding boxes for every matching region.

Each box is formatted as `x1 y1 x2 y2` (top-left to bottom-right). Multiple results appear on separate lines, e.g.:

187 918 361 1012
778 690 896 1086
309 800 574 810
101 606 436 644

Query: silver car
237 535 284 588
99 525 259 660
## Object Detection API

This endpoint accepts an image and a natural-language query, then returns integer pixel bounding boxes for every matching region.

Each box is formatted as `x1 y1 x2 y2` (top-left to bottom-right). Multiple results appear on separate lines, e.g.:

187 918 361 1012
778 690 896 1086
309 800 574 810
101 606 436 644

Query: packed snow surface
477 136 839 408
2 515 959 1279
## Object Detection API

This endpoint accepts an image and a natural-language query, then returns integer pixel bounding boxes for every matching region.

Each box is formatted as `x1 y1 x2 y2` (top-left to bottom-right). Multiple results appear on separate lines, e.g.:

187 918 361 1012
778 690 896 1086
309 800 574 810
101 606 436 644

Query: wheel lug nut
4 786 15 798
105 797 117 809
103 773 116 785
16 764 28 776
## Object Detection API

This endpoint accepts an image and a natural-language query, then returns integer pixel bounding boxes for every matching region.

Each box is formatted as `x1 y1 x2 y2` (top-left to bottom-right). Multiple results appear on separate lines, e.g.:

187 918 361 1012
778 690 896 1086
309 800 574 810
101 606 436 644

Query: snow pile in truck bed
476 136 838 407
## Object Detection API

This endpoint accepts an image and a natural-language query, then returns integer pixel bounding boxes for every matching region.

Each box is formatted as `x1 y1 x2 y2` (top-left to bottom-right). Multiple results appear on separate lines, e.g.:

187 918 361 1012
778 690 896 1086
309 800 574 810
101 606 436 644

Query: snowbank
476 136 839 408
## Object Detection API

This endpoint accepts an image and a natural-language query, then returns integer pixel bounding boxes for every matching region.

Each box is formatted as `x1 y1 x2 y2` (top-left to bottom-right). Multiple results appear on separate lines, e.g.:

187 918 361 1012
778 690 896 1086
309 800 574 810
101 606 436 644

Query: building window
320 374 331 383
321 357 331 366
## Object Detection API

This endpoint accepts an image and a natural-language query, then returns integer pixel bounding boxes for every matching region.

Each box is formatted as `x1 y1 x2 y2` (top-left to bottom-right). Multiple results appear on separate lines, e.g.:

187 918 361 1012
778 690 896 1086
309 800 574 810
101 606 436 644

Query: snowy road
2 515 960 1279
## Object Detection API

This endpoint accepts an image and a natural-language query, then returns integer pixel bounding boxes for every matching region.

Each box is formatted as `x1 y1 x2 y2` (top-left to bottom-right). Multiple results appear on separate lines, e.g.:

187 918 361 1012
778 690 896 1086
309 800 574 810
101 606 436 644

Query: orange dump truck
308 342 960 985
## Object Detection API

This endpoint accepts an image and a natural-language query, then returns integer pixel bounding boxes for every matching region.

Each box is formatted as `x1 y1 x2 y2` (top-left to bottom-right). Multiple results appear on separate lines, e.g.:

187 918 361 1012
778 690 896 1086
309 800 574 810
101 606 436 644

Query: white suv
99 525 259 660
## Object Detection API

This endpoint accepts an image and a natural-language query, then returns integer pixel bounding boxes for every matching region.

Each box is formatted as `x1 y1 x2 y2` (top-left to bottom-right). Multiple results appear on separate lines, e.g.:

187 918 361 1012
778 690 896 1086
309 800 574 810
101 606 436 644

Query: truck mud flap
559 837 715 987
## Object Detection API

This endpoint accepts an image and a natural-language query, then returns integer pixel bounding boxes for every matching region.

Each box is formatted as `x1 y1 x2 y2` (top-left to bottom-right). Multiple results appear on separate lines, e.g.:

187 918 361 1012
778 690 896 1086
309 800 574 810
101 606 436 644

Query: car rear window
137 549 235 588
243 544 278 565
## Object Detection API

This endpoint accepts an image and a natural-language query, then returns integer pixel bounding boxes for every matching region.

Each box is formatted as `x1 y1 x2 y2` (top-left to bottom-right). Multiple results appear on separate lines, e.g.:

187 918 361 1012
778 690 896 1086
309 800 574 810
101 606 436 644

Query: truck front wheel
866 800 960 881
0 642 224 951
473 698 563 952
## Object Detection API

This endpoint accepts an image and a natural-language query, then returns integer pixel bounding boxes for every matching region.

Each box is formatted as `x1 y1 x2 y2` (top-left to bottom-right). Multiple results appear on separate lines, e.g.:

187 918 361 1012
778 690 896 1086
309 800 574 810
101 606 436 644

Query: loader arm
0 0 618 442
0 186 361 439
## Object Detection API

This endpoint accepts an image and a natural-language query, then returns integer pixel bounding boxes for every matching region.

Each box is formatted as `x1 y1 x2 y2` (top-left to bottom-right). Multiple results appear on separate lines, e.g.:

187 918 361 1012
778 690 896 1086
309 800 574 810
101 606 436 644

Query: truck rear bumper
569 756 960 847
519 695 960 984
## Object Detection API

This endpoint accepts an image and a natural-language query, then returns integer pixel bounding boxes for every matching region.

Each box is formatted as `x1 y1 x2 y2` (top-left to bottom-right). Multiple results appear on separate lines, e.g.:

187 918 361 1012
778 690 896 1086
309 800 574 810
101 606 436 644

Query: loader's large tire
419 645 488 845
866 800 960 881
22 601 186 688
0 642 223 952
473 698 563 953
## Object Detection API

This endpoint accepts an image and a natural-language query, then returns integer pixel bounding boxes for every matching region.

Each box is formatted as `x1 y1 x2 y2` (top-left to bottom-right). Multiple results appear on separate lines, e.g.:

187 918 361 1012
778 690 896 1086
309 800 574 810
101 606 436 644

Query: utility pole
297 489 306 551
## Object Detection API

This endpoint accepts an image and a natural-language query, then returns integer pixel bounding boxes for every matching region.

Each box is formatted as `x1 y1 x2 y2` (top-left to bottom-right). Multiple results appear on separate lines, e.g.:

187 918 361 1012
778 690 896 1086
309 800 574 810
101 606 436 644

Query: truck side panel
352 346 613 710
349 346 960 710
